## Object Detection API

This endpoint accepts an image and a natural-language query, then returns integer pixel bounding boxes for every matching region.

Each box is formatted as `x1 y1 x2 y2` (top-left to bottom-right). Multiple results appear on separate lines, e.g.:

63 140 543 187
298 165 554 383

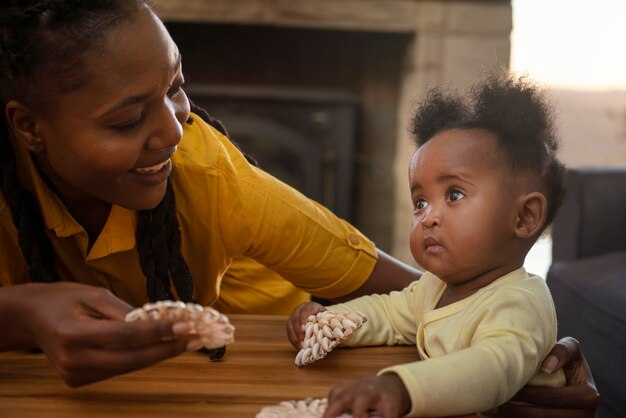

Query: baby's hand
286 301 326 349
323 374 410 418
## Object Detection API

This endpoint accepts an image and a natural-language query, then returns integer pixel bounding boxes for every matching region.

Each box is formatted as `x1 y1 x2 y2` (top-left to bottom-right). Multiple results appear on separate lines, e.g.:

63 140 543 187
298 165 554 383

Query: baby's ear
515 191 547 239
4 100 46 153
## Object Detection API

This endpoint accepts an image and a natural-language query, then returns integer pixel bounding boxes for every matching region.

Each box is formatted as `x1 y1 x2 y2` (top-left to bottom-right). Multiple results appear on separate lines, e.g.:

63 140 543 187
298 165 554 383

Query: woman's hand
286 301 325 349
323 374 410 418
1 282 201 387
486 337 600 417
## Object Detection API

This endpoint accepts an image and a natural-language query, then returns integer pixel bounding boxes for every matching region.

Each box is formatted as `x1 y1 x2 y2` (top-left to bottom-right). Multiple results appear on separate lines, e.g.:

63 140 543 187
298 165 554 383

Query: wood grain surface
0 314 476 417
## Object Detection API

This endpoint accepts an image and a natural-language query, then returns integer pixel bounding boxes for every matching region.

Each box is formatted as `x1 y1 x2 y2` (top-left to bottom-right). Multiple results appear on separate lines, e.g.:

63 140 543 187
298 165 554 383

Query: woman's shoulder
175 112 252 174
174 113 224 170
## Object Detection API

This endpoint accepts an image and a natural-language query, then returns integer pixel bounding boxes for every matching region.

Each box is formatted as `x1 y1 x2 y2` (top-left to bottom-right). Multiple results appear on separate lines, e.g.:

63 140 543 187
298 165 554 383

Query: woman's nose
146 97 189 150
175 91 191 125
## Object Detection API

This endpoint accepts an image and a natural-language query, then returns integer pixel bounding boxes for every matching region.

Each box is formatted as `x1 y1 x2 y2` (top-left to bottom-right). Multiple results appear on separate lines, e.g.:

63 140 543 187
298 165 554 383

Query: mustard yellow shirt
0 113 377 313
328 268 565 417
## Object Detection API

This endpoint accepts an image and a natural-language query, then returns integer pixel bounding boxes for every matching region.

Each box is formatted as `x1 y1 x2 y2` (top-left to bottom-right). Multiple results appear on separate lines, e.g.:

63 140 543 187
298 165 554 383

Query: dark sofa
547 167 626 418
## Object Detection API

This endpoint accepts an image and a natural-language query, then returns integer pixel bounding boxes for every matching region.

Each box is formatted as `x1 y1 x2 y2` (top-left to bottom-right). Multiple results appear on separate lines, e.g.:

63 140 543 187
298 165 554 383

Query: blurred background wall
153 0 624 269
153 0 512 265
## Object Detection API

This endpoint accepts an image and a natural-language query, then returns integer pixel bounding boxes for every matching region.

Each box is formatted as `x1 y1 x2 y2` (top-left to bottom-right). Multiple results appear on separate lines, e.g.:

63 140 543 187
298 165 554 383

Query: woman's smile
128 158 172 184
131 157 170 174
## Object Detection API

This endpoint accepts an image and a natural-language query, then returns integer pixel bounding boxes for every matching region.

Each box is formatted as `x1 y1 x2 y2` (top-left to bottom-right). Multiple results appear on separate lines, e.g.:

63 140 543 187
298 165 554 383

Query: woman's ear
515 191 548 239
4 100 46 153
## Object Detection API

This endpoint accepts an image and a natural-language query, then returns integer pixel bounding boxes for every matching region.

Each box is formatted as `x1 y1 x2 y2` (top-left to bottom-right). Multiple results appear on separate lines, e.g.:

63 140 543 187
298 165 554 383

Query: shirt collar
11 135 137 257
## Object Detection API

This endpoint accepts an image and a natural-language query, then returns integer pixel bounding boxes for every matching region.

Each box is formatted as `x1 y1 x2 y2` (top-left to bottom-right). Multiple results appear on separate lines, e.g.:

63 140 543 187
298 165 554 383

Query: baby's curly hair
409 74 566 229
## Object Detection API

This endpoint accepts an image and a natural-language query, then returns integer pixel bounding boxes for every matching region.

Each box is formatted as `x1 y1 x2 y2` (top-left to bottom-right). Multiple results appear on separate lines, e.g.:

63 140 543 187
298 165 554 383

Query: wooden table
0 315 416 418
0 315 476 417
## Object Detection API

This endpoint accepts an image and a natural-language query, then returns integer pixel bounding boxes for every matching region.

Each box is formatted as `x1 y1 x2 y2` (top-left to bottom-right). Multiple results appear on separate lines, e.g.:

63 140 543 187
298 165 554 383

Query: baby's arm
287 281 420 349
324 281 421 348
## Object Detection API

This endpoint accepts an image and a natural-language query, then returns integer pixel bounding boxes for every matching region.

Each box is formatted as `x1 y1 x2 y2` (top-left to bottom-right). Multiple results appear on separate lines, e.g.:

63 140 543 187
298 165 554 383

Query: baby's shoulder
483 274 554 312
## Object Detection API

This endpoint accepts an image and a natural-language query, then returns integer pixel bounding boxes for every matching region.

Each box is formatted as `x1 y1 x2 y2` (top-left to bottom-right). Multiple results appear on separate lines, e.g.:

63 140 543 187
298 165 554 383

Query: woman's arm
332 249 423 301
0 282 200 387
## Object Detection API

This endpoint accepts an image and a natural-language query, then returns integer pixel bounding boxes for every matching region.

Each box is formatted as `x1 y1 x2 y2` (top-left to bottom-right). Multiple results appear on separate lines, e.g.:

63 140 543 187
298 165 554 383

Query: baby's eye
413 197 428 212
447 189 465 202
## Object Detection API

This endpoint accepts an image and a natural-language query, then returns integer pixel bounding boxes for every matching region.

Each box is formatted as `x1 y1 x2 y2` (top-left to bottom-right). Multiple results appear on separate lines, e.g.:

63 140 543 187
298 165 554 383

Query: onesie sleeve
325 281 423 347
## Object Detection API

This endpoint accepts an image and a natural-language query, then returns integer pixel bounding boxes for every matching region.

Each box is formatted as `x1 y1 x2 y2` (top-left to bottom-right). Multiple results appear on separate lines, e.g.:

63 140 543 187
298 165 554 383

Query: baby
287 74 567 417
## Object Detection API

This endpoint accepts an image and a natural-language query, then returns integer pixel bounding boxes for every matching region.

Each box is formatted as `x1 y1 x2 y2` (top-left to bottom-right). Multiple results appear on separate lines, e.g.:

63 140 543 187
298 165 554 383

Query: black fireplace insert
187 85 361 222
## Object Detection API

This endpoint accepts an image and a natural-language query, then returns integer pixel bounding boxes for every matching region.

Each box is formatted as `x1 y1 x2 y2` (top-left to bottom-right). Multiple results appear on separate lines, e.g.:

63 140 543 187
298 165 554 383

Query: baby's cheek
408 223 423 261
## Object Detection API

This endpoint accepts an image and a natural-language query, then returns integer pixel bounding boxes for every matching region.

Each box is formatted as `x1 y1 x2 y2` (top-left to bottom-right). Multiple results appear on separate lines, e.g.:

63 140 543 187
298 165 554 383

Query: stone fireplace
154 0 512 265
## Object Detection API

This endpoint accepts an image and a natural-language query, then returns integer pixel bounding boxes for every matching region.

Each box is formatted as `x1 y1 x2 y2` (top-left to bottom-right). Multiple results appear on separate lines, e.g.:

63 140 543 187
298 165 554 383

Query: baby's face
408 128 523 286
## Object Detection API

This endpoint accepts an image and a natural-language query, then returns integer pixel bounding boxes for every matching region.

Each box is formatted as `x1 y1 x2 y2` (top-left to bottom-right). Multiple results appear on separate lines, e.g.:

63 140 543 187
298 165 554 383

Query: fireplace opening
167 22 411 249
188 85 360 221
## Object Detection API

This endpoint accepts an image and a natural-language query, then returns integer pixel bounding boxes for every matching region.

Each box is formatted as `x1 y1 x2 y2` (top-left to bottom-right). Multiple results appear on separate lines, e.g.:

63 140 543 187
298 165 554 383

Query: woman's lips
130 159 171 175
127 159 172 185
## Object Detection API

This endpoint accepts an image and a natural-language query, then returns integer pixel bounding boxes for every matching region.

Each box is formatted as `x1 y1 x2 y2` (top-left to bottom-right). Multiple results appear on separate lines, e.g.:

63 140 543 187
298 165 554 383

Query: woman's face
31 6 190 211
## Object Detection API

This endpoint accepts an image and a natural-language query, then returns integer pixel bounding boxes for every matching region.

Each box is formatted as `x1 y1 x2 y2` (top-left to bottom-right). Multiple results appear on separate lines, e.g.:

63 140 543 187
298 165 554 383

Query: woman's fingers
511 385 600 410
502 336 598 415
76 286 135 320
55 338 191 387
542 337 582 373
13 282 206 387
74 318 191 349
489 403 596 418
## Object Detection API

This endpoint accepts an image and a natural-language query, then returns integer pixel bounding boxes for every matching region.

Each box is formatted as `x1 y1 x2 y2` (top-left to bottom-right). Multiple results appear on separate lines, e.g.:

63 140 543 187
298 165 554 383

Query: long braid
189 102 229 137
0 116 59 282
163 183 194 301
136 181 194 302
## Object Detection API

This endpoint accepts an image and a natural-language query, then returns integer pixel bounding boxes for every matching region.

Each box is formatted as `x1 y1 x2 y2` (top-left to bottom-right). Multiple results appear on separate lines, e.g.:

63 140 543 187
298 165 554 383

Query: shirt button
349 234 360 245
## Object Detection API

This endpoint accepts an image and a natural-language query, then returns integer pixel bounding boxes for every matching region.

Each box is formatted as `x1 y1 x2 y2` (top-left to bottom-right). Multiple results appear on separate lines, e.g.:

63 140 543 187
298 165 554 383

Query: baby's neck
435 263 524 308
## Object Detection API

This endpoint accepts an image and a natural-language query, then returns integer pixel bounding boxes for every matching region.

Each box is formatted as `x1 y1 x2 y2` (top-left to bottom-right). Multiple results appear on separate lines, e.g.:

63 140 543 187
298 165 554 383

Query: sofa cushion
552 168 626 261
548 250 626 418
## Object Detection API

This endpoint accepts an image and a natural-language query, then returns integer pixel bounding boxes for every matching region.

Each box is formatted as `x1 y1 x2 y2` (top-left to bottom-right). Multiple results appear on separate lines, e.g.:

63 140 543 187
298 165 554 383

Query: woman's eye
167 80 186 97
413 198 428 211
111 112 145 131
447 189 465 202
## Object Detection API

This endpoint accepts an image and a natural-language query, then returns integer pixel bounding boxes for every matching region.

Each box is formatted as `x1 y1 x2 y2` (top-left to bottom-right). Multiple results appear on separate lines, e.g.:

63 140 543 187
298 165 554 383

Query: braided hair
0 1 224 303
409 74 566 229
